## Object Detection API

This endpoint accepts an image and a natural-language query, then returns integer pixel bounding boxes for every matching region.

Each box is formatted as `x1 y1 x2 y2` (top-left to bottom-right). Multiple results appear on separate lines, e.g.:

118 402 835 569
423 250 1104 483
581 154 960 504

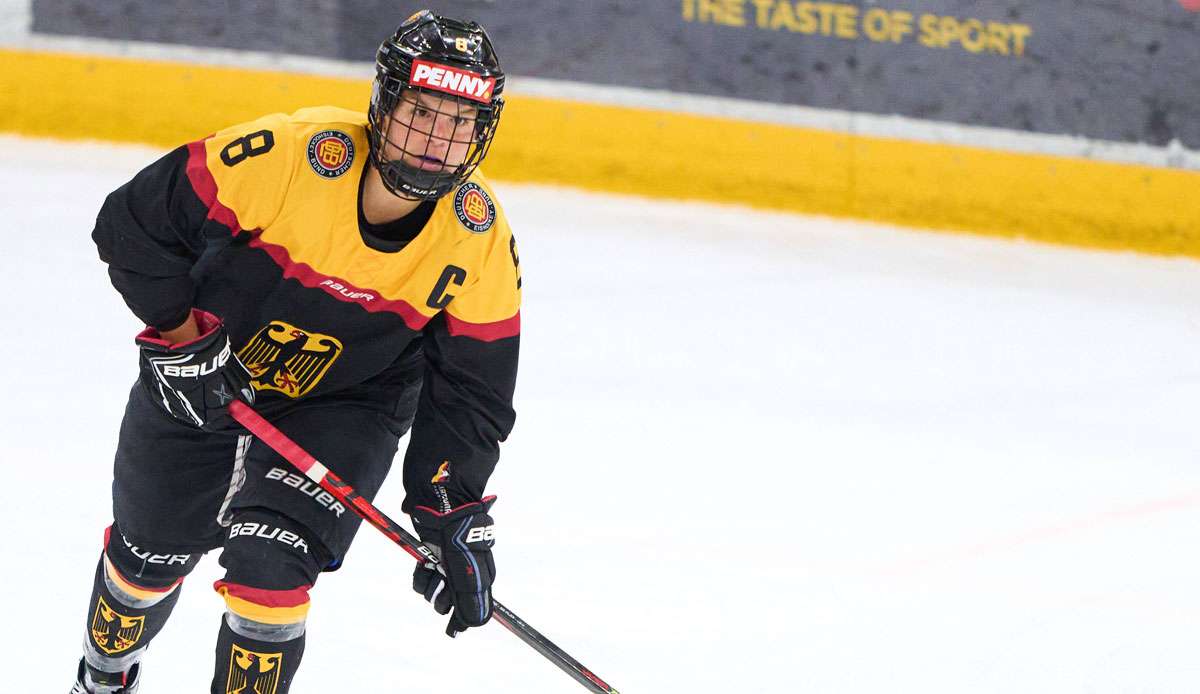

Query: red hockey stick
227 401 620 694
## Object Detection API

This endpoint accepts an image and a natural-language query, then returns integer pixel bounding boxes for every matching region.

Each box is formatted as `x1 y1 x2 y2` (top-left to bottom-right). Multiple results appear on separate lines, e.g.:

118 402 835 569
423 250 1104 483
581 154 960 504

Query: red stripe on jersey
247 236 432 329
445 311 520 342
212 580 312 608
185 139 243 235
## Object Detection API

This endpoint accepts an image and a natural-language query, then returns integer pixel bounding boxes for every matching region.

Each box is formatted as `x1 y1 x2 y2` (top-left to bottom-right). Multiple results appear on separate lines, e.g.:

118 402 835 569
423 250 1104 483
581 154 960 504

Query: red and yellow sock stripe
214 580 312 625
102 554 182 603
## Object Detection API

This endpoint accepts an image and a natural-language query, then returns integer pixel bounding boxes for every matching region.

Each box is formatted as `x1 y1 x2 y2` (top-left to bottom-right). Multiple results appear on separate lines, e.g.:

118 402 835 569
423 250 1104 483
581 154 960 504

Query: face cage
369 80 502 201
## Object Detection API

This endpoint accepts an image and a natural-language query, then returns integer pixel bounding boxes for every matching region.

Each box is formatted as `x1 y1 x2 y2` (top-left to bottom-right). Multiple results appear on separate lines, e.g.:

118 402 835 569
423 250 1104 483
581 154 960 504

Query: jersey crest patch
306 130 355 179
454 182 496 233
225 644 283 694
238 321 343 398
90 596 145 655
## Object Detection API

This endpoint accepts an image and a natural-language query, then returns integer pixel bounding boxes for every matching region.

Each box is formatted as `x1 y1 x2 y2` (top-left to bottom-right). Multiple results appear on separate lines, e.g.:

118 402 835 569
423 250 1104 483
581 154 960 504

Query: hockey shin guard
211 613 305 694
211 509 321 693
83 526 199 676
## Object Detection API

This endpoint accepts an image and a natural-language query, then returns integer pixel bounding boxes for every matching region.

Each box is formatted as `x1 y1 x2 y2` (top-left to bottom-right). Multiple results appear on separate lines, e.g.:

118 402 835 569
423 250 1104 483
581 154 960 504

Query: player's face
384 90 478 172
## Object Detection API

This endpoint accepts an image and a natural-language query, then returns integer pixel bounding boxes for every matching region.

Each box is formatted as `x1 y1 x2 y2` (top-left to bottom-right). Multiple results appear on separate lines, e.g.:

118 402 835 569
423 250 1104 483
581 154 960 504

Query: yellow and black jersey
93 107 521 512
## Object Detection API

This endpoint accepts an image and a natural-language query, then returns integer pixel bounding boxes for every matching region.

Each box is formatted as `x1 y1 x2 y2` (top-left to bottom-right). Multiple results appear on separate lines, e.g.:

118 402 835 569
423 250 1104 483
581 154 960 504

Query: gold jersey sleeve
442 175 522 340
200 112 299 232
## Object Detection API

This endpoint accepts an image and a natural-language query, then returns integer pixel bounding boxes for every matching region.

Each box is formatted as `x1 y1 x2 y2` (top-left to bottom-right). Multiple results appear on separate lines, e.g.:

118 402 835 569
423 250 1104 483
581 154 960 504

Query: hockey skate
69 658 140 694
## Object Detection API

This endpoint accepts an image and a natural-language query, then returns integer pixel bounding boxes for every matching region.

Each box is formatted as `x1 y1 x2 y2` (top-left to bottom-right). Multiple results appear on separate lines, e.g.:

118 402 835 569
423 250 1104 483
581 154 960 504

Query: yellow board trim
3 47 1199 257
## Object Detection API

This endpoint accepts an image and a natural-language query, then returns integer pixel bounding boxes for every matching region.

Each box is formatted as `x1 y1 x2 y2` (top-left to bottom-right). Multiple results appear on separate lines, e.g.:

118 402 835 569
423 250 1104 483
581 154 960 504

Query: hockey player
71 10 520 693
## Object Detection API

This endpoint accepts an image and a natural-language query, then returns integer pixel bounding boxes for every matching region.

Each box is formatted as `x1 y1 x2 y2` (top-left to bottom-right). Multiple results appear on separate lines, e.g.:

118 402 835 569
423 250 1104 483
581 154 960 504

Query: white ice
2 135 1200 693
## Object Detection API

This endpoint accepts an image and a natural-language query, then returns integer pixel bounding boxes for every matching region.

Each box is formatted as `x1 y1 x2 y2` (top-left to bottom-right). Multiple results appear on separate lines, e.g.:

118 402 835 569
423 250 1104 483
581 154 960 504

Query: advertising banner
31 1 1200 149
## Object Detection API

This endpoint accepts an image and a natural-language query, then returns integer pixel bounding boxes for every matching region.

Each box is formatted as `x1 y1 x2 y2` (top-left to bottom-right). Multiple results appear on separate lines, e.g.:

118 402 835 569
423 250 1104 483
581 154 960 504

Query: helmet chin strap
378 158 454 201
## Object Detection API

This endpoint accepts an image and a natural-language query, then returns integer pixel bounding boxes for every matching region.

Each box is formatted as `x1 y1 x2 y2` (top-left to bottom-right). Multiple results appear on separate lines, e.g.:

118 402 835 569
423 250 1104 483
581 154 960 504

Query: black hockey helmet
368 10 505 200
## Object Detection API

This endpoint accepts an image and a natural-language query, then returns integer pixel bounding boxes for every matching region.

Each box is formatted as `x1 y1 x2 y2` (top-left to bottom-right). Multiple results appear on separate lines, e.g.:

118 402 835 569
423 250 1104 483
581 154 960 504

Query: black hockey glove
136 309 254 431
411 497 497 637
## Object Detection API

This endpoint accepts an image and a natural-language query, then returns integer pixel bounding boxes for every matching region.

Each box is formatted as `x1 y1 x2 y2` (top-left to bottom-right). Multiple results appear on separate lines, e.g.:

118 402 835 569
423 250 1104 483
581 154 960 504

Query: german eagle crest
238 321 343 398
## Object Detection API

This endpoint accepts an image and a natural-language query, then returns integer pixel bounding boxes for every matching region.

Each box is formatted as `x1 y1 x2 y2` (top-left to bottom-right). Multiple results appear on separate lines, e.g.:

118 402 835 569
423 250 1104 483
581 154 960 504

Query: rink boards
2 45 1199 257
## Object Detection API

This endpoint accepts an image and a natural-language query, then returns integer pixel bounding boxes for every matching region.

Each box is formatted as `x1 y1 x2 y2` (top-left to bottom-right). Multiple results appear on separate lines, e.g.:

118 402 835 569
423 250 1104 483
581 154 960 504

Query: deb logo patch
454 182 496 233
410 59 495 103
306 130 354 178
90 596 145 655
225 644 283 694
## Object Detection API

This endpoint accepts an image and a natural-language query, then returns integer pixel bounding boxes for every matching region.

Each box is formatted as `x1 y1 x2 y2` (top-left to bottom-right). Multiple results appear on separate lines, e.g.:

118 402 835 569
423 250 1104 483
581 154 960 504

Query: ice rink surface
3 135 1200 692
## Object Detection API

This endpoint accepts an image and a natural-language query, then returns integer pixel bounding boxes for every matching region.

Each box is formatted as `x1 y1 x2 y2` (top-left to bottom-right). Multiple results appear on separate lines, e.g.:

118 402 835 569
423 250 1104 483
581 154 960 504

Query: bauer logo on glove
157 341 232 377
136 309 255 431
410 496 497 637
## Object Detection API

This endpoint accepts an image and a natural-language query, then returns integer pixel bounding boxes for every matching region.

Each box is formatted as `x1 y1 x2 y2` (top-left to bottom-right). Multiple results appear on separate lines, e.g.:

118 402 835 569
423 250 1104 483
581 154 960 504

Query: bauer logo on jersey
409 59 495 103
306 130 355 179
238 321 343 399
454 182 496 233
225 644 283 694
90 596 145 655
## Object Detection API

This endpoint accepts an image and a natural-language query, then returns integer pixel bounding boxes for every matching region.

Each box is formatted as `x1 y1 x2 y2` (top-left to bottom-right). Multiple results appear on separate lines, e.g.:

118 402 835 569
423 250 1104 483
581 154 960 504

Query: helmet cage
368 72 503 201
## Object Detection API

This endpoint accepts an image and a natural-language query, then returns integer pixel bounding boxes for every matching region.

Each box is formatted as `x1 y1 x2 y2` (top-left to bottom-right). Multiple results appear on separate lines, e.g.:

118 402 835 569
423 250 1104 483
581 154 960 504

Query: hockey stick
227 401 620 694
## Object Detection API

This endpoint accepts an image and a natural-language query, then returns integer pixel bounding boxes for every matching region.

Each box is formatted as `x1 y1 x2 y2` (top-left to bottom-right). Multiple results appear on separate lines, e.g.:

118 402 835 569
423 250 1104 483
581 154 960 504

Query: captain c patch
454 182 496 233
307 130 354 178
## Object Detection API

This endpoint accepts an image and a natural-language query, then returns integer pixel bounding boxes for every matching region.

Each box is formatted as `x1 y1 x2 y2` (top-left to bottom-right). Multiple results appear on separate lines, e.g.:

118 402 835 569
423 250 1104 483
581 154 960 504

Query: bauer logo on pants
226 644 282 694
90 596 145 655
238 321 343 398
